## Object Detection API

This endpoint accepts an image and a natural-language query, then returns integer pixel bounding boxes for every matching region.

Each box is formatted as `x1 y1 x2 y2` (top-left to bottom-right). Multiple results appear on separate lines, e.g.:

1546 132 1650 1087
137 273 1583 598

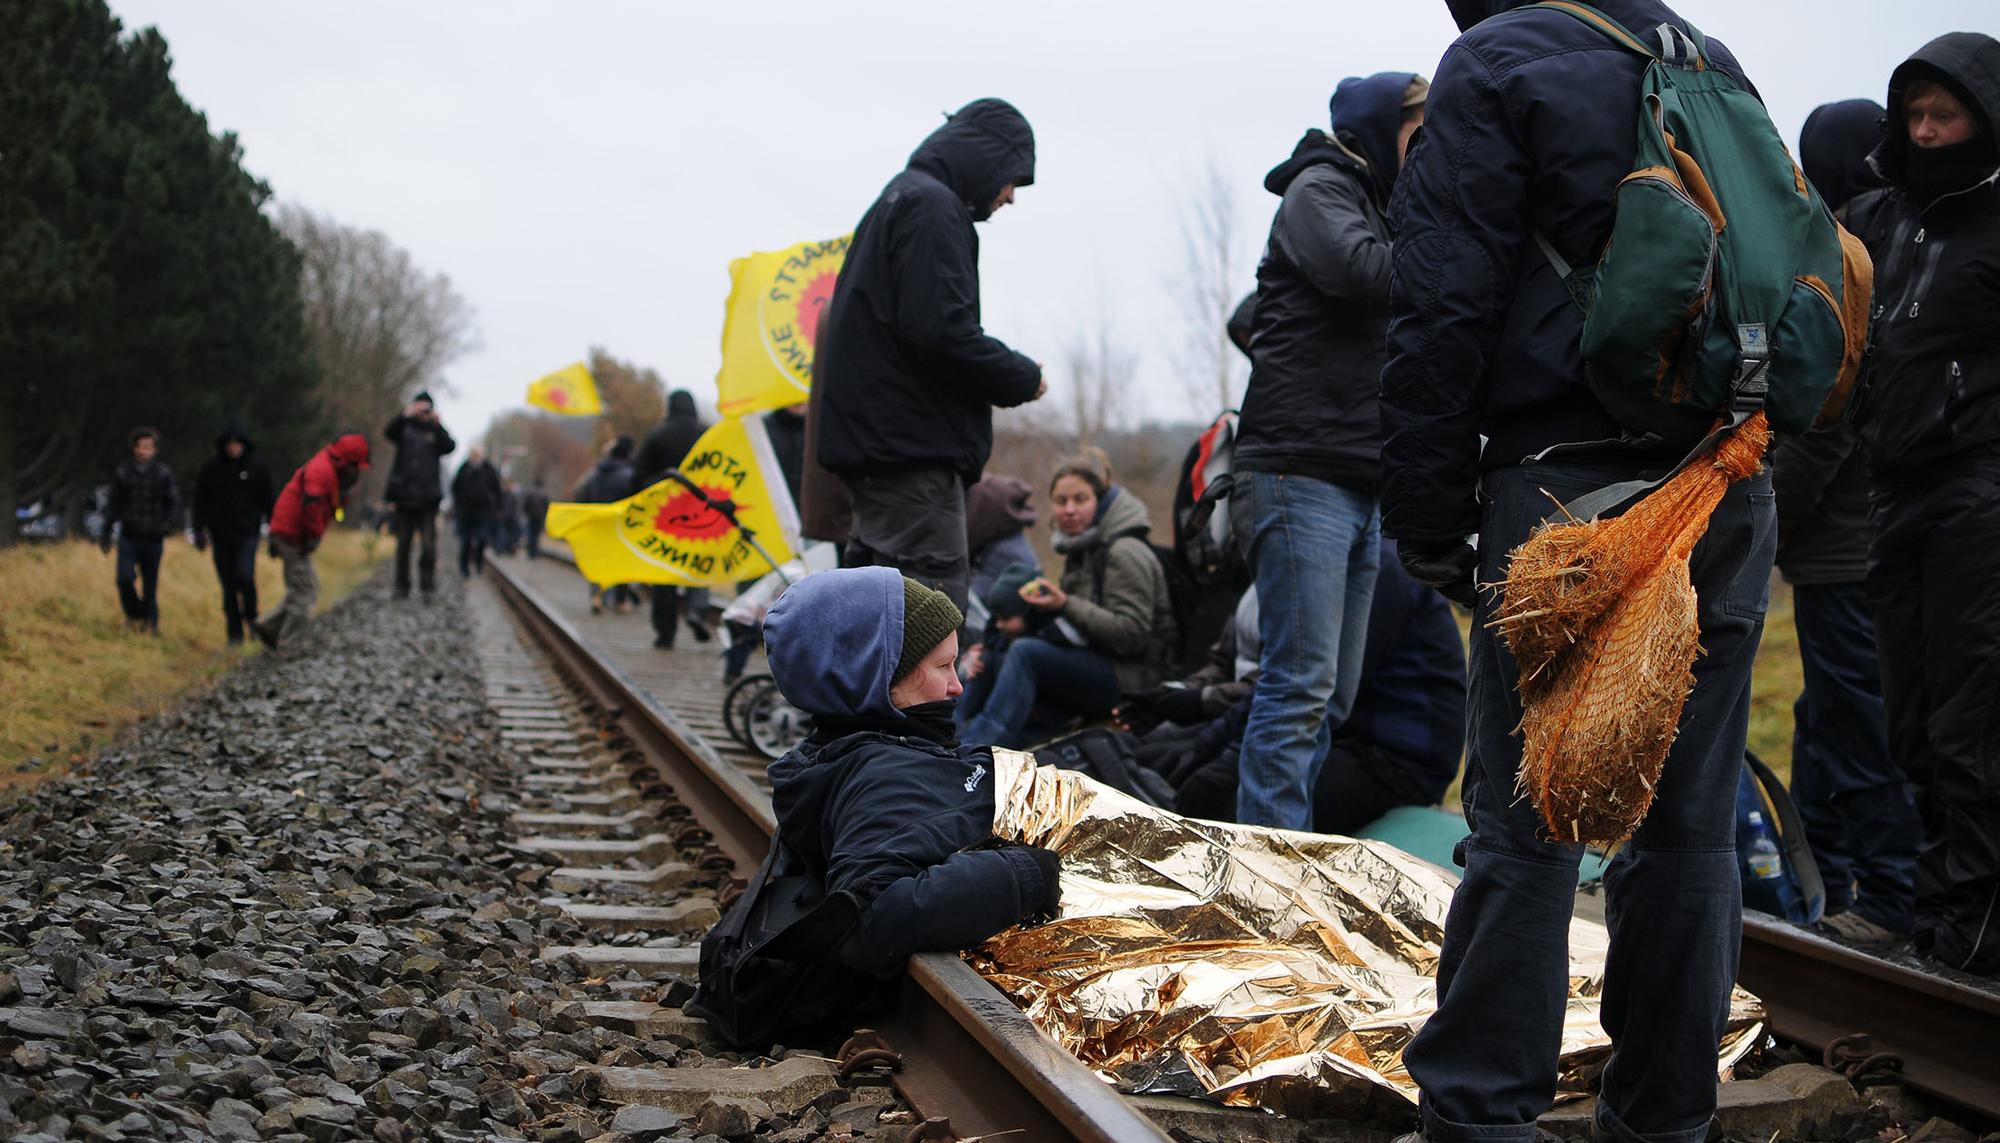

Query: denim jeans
961 637 1122 750
1406 462 1774 1143
1229 471 1380 829
1789 581 1918 932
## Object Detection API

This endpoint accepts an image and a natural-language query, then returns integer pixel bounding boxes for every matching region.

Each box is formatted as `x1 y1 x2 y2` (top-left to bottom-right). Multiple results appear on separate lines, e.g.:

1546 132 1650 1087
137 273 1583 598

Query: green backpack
1528 2 1873 518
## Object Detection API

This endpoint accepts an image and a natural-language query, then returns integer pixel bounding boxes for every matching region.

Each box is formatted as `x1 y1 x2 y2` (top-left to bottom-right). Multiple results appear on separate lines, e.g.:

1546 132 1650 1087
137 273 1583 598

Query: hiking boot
688 619 713 643
253 622 278 651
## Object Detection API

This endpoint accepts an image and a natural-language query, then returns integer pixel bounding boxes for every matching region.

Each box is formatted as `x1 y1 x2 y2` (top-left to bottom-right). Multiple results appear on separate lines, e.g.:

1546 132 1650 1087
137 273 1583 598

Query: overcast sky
110 0 1985 445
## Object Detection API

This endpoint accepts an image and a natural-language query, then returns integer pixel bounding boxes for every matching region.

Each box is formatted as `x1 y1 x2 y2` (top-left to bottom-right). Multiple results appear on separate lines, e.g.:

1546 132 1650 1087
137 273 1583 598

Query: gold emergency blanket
969 751 1764 1116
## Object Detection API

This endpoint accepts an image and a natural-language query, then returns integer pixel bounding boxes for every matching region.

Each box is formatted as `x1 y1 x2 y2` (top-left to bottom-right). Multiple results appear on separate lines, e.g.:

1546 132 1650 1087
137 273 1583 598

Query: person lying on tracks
689 567 1065 1046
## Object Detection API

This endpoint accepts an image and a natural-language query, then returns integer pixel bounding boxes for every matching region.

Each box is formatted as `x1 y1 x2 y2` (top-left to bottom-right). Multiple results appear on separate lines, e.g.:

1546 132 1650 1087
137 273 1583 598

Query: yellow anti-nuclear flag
527 362 603 416
716 235 850 418
546 415 800 588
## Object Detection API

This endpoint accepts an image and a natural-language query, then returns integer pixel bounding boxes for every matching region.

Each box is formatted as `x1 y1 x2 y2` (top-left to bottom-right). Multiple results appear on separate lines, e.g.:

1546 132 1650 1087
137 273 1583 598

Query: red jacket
271 434 370 546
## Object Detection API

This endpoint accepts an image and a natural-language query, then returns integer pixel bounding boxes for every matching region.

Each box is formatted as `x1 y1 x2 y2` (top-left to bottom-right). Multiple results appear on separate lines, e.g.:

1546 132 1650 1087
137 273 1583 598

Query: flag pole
660 469 796 586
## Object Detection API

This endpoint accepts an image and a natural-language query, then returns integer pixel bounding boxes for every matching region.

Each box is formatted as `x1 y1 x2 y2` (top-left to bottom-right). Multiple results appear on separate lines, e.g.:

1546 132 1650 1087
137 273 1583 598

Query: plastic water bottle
1744 811 1784 882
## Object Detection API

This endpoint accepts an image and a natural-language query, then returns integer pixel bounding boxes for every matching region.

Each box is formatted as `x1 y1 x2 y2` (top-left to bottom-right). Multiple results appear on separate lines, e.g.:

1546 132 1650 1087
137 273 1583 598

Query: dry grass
0 529 385 789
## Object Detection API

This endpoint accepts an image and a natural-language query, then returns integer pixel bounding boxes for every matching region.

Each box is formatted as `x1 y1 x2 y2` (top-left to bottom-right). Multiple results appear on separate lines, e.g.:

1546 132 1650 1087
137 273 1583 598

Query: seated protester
957 563 1047 729
1120 586 1259 737
960 451 1177 749
1166 538 1468 835
691 567 1062 1045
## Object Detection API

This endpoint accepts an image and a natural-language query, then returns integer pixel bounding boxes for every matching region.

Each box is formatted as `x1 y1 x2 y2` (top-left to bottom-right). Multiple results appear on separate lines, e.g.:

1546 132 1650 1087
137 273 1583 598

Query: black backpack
1033 727 1177 808
686 841 870 1048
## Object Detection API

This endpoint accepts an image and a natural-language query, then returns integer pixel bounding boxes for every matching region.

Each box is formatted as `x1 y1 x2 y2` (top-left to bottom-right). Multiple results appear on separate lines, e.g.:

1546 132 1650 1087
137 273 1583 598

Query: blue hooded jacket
761 568 1053 976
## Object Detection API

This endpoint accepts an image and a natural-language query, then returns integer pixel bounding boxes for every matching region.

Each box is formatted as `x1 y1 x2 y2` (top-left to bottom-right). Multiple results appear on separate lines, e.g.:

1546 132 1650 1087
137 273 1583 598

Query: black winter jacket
106 460 180 540
1236 73 1412 492
382 415 456 509
191 427 274 544
633 391 709 490
818 99 1042 484
1850 33 2000 478
1382 0 1751 544
451 460 503 520
575 458 633 505
767 728 1051 977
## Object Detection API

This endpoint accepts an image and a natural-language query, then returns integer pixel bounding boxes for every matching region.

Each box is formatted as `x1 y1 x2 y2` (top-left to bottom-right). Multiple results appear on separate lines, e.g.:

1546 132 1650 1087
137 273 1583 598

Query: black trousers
392 506 439 595
1870 465 2000 975
210 534 260 642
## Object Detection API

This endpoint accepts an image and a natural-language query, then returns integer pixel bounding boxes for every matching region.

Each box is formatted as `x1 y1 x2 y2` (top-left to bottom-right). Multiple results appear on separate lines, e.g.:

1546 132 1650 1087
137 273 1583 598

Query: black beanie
896 578 964 682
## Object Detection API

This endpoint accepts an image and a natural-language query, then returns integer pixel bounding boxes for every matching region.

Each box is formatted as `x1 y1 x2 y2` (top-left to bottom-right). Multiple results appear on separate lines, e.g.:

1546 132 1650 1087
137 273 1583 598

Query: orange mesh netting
1492 411 1771 844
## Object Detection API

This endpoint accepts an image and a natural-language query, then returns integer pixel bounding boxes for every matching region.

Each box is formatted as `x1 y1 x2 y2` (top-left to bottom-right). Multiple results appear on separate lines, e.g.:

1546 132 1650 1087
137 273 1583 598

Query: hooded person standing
817 98 1048 612
382 392 455 600
688 566 1061 1044
1774 99 1920 946
1380 2 1776 1139
191 423 276 645
102 426 181 634
256 433 369 651
1846 32 2000 977
1229 72 1427 830
633 390 714 647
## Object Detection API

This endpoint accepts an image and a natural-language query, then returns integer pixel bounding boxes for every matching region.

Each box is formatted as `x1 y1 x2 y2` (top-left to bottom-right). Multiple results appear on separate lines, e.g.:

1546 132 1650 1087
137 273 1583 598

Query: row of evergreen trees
0 0 475 545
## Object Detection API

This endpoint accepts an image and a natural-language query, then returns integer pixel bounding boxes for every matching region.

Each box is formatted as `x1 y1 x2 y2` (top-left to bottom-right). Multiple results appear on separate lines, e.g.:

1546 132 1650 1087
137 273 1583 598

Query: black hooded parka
816 99 1043 485
191 424 275 545
1849 32 2000 474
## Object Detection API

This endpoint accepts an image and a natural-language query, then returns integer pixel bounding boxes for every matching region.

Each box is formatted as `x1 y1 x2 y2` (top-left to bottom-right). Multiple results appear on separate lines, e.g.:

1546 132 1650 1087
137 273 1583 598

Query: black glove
1151 685 1208 726
1113 694 1163 737
1400 539 1480 607
1022 844 1063 921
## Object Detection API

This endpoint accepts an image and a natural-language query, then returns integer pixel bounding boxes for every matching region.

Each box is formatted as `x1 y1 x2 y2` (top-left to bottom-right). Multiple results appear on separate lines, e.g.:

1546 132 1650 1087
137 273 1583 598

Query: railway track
480 561 1180 1143
486 553 2000 1135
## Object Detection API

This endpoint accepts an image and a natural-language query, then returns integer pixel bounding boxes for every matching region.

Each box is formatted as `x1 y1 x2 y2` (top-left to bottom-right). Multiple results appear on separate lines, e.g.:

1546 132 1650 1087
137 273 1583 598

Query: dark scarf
1903 136 2000 205
809 700 961 747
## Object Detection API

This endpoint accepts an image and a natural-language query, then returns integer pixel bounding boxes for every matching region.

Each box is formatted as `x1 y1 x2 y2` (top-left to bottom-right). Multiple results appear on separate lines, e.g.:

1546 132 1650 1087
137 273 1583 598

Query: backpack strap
1526 1 1655 58
1744 750 1827 924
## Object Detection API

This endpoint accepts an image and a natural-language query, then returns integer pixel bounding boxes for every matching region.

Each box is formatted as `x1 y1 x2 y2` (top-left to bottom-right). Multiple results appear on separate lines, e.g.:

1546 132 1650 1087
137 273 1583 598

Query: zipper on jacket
1905 237 1946 320
1874 218 1917 322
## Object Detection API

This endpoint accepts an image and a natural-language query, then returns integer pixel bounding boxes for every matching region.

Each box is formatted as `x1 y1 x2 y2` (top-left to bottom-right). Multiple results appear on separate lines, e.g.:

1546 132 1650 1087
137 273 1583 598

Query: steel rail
1739 913 2000 1118
487 560 1173 1143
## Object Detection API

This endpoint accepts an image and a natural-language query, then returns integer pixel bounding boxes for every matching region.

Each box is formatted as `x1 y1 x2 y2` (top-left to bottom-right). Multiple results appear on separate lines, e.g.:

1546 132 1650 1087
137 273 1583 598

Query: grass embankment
0 530 385 789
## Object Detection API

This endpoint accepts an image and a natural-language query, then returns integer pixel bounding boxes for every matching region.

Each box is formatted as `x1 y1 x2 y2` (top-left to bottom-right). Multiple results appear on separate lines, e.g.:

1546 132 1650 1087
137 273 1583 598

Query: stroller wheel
723 673 776 748
743 685 810 760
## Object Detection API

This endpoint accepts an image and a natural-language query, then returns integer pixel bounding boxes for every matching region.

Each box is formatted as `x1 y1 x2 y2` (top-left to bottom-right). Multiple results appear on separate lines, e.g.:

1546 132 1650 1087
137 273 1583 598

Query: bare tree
275 203 479 505
1060 297 1135 447
1175 157 1250 413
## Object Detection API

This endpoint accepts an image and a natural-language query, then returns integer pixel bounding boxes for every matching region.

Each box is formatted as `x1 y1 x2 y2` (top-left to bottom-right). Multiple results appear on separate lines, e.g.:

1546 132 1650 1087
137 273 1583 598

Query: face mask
1902 135 2000 202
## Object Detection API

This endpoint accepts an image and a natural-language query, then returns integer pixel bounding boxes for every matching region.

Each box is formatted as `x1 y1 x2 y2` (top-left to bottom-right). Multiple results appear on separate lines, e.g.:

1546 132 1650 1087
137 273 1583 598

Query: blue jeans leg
1230 471 1379 829
1790 581 1919 933
1406 463 1774 1143
961 638 1122 750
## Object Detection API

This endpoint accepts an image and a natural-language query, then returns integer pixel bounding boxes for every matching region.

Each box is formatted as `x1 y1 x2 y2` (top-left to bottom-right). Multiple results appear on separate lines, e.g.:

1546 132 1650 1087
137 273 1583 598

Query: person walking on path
575 436 638 613
449 446 502 578
190 423 276 645
523 480 551 559
255 433 369 651
1847 32 2000 977
634 389 713 647
817 97 1048 611
1381 3 1778 1140
1229 72 1426 829
102 426 181 635
382 391 455 600
1777 99 1920 945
